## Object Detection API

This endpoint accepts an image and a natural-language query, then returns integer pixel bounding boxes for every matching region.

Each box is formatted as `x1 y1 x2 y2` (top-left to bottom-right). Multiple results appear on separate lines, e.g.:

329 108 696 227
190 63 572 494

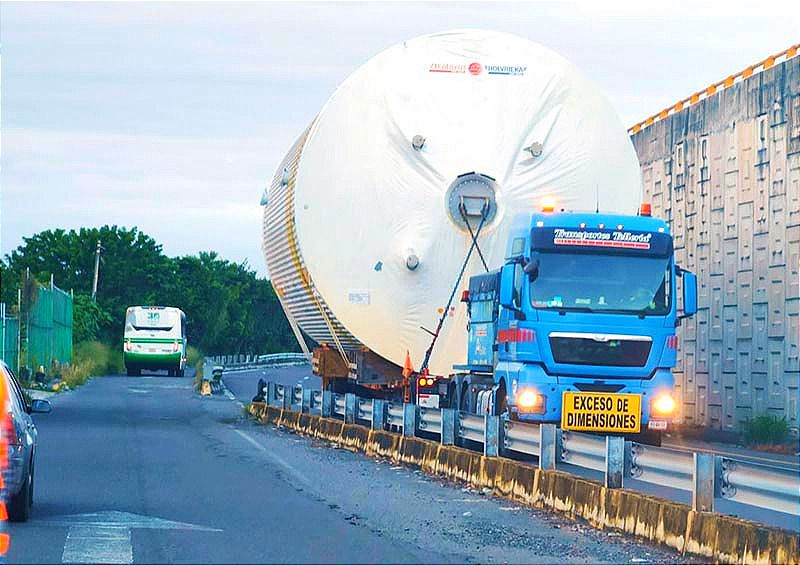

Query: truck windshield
529 252 670 315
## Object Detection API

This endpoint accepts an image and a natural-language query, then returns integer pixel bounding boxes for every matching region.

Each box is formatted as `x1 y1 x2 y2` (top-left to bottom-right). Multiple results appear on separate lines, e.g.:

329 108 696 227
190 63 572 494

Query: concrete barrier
248 402 798 564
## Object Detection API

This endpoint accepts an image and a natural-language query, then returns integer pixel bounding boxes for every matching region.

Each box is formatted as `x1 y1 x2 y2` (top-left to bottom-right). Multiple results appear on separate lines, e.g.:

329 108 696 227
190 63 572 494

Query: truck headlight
516 388 545 413
652 394 676 415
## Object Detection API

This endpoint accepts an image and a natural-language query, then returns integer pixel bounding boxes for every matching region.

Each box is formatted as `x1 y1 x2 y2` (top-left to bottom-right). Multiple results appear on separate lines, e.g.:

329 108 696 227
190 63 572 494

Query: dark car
2 361 51 521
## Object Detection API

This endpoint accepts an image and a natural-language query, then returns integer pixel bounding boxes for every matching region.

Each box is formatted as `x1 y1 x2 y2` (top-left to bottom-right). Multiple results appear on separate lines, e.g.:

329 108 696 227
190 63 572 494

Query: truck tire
168 369 175 377
494 382 508 417
126 367 139 377
8 463 32 522
177 369 185 378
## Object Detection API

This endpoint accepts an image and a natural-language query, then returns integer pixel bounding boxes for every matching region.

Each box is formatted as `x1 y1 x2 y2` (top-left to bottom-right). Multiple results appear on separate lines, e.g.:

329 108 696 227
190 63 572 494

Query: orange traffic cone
402 350 414 378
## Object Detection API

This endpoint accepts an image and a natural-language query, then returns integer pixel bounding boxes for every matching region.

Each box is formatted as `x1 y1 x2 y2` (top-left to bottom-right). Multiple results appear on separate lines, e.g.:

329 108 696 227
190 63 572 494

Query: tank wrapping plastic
262 29 642 376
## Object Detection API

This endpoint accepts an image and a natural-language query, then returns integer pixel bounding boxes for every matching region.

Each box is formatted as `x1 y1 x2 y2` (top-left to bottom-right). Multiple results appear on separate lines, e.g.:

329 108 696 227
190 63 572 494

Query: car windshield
529 251 670 315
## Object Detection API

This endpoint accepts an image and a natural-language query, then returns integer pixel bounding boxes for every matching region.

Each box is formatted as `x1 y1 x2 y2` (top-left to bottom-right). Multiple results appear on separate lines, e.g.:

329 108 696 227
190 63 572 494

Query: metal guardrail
311 390 323 415
418 407 442 435
720 457 800 516
386 402 404 429
357 398 373 422
458 413 485 445
248 378 800 518
333 394 345 418
208 353 308 370
630 443 694 492
503 419 540 456
561 431 606 473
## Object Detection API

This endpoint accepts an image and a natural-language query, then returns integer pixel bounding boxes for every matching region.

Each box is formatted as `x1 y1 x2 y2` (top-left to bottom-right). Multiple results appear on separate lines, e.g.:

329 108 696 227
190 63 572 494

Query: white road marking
37 510 219 564
232 429 314 490
62 525 132 564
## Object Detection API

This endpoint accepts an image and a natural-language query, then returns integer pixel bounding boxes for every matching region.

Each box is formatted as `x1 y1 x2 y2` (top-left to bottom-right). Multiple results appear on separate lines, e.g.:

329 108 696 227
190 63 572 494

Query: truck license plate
561 392 641 433
418 393 439 409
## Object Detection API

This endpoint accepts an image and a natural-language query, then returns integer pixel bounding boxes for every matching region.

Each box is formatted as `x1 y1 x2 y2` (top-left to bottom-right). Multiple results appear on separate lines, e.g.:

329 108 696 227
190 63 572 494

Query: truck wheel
8 463 32 522
126 367 137 377
494 383 508 417
167 369 175 377
177 369 185 378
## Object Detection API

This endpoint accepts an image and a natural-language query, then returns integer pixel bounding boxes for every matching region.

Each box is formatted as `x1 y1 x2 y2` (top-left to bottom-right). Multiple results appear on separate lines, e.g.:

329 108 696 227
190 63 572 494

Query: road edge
247 402 798 565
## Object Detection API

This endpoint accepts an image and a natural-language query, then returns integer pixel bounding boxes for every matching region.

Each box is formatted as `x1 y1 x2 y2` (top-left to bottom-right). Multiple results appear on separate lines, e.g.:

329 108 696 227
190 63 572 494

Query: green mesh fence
28 282 73 370
1 307 19 371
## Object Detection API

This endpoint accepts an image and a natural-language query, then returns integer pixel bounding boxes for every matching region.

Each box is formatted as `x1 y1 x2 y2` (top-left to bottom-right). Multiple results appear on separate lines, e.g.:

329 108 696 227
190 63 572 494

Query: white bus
123 306 187 377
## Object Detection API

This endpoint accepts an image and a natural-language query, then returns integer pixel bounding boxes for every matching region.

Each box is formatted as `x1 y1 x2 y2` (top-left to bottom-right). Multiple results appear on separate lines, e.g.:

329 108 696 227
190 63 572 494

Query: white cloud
2 1 799 276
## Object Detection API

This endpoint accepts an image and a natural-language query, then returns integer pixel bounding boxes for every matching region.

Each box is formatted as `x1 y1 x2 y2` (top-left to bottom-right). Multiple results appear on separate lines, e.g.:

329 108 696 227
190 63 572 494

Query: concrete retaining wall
249 402 799 564
630 55 800 431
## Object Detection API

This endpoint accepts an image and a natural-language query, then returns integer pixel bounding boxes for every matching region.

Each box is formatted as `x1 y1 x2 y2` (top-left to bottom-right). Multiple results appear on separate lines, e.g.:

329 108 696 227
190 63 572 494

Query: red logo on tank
468 62 482 75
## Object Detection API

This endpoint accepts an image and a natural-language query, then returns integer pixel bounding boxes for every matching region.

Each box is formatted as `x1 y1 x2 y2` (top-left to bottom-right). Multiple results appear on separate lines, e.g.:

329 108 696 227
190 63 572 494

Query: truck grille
549 333 651 367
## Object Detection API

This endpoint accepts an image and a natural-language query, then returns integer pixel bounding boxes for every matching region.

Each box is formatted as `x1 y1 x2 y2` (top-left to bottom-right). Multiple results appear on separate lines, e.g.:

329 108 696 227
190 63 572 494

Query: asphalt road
8 372 690 564
225 367 800 532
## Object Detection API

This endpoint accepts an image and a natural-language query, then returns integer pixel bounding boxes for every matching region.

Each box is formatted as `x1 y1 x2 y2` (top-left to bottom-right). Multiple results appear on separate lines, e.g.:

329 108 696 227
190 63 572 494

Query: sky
2 1 799 277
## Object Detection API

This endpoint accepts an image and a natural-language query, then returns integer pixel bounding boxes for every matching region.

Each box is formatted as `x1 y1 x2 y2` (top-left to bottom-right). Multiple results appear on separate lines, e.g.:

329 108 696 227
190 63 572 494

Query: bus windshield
529 251 670 315
125 308 180 334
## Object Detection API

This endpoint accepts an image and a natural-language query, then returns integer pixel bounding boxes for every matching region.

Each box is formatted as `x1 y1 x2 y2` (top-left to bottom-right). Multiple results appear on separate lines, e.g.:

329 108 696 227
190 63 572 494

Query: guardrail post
301 387 312 413
440 408 456 445
267 382 277 407
321 390 333 418
281 386 292 410
344 393 357 424
623 440 633 481
713 455 724 498
484 415 502 457
402 403 417 437
539 424 557 470
693 452 715 512
605 436 624 488
371 399 386 430
293 385 302 410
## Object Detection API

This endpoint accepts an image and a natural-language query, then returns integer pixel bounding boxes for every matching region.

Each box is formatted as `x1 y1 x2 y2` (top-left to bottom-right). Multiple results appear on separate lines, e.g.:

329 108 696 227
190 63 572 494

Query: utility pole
17 288 21 374
91 240 104 302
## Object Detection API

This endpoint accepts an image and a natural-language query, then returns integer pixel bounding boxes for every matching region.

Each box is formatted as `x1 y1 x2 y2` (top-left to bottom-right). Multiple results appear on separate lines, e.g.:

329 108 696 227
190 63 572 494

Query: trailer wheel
459 383 471 413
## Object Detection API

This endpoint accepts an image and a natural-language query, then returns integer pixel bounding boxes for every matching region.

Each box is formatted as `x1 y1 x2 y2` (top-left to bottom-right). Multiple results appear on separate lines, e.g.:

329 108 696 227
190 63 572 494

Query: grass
742 414 791 447
187 346 206 391
52 341 124 391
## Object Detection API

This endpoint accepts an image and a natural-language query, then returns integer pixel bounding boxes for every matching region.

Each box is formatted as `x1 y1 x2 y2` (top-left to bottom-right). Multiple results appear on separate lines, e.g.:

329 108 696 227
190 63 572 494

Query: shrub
743 414 790 446
186 345 203 368
187 346 205 391
56 341 124 390
74 341 124 376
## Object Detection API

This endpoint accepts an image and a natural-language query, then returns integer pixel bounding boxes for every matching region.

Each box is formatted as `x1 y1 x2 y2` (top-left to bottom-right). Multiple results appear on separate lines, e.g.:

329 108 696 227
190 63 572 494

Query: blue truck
417 205 698 445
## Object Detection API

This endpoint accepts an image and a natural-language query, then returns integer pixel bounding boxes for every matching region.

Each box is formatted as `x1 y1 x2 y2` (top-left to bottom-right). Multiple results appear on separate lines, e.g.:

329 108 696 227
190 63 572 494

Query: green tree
4 226 296 355
72 293 113 343
164 253 296 354
5 226 173 342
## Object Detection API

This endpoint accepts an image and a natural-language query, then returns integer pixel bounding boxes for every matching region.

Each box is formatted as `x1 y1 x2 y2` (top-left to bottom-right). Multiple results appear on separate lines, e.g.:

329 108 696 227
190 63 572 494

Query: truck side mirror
500 264 517 309
681 269 698 317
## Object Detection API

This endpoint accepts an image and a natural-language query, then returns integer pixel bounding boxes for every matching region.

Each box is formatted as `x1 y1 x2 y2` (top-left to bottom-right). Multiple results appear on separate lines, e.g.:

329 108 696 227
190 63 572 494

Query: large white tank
262 29 641 376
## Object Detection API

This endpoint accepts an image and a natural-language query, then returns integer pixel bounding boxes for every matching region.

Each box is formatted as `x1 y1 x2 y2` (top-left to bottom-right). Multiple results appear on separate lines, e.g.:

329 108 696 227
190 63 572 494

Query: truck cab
449 207 698 444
